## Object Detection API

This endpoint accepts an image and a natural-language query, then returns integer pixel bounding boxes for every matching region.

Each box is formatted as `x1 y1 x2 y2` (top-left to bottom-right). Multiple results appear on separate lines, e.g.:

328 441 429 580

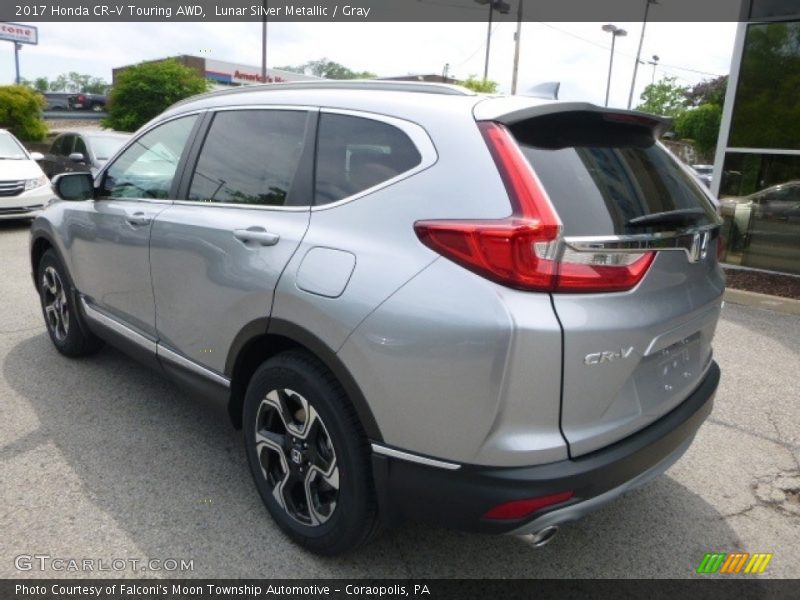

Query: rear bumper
372 360 719 534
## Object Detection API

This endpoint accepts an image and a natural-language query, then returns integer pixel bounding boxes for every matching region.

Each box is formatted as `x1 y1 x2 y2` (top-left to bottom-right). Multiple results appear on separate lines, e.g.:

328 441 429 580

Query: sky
0 21 739 107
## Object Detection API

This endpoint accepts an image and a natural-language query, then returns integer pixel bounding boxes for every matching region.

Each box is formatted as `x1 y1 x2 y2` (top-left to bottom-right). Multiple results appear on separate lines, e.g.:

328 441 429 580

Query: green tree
33 77 49 93
49 73 69 91
103 59 210 132
275 58 375 79
0 85 48 141
675 103 723 157
43 72 109 93
636 76 688 118
460 75 498 93
685 75 728 107
303 58 375 79
274 64 306 74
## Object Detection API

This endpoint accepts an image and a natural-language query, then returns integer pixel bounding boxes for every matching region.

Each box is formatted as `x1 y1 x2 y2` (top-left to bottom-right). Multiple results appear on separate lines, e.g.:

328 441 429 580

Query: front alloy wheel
41 265 69 342
37 249 103 357
255 388 340 526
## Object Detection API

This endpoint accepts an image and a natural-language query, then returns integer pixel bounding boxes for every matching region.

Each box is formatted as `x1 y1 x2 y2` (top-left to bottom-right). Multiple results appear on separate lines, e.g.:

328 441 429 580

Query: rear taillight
414 121 654 293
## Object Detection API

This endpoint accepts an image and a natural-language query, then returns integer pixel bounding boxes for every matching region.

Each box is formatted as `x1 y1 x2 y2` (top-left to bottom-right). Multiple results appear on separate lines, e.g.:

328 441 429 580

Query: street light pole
649 54 660 84
627 0 658 109
602 24 627 107
511 0 523 94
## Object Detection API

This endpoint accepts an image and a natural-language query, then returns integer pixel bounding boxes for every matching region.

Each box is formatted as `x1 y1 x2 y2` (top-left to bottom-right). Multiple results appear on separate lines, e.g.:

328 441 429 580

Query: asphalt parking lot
1 219 798 579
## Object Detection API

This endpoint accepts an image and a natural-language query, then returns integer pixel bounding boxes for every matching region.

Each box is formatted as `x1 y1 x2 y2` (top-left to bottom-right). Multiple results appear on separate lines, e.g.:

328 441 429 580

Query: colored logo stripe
697 552 772 574
745 553 773 574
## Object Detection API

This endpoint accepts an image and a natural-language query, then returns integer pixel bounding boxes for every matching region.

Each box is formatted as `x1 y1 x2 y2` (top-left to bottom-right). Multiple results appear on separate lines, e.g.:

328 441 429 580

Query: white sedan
0 129 52 220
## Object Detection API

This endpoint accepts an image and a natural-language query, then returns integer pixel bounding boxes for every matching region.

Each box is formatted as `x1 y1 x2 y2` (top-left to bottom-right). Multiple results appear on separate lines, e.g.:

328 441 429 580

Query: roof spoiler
474 99 672 138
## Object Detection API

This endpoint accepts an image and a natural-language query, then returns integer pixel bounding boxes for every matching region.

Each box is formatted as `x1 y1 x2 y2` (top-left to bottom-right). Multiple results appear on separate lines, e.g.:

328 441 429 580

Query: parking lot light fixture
602 24 627 107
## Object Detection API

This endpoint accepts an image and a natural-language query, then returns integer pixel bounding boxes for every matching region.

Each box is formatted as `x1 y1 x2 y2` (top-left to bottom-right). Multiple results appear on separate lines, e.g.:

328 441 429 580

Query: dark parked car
69 93 107 112
40 130 130 178
42 92 72 111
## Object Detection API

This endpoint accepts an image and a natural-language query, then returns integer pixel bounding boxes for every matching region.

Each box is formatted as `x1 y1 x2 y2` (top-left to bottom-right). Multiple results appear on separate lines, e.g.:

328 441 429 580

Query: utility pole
483 2 494 81
14 43 21 84
627 0 657 109
511 0 523 94
261 0 268 83
475 0 510 82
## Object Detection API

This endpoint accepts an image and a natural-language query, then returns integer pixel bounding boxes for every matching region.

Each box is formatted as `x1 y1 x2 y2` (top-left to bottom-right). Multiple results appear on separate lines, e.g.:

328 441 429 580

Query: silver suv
30 82 724 555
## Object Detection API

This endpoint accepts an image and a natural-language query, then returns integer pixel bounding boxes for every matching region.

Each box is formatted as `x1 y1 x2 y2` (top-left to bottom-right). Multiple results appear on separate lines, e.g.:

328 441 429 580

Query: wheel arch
30 233 56 287
226 318 383 442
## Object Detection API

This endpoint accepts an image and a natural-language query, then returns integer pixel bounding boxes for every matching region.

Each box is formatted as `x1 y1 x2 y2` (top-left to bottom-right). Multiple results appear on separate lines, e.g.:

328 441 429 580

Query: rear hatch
481 101 725 457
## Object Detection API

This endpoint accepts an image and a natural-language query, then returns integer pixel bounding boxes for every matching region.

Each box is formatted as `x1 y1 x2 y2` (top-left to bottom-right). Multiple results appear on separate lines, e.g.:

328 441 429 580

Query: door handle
233 227 280 246
126 211 151 227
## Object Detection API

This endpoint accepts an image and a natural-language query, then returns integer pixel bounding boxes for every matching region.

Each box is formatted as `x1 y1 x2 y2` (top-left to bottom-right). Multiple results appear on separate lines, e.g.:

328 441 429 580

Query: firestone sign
0 22 38 45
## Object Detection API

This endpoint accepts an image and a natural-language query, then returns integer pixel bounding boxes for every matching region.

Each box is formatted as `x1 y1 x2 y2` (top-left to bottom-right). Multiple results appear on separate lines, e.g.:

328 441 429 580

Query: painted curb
724 288 800 316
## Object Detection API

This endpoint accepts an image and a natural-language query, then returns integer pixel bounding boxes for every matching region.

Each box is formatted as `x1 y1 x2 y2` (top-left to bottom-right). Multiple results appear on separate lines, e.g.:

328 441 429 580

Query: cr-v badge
585 347 634 365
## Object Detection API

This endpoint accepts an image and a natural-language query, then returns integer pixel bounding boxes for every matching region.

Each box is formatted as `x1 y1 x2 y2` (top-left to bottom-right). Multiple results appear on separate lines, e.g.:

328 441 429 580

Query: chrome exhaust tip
528 525 559 547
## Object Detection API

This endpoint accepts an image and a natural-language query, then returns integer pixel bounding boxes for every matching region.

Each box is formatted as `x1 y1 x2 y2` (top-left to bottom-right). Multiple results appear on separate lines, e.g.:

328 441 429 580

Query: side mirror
68 152 86 163
52 173 94 201
30 151 44 161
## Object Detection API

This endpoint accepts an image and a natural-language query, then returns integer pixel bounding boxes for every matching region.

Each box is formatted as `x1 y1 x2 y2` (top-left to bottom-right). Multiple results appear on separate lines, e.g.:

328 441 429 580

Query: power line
536 22 723 79
453 23 503 69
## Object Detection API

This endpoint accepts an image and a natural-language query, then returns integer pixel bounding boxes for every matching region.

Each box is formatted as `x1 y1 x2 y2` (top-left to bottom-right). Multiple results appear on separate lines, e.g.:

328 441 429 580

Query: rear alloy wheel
255 388 340 526
243 351 378 555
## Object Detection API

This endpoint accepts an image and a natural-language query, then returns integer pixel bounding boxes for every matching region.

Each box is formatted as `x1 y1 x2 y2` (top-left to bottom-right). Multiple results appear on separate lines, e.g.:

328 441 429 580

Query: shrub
0 85 47 141
103 59 210 132
461 75 499 93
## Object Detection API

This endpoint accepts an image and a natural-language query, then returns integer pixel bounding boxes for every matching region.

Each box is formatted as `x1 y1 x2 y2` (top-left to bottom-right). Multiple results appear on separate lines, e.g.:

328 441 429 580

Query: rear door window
188 109 309 207
511 113 717 236
315 113 422 205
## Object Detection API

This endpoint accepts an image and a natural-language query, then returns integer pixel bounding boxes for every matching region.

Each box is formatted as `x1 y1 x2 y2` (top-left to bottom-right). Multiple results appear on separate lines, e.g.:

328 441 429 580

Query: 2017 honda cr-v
30 81 723 555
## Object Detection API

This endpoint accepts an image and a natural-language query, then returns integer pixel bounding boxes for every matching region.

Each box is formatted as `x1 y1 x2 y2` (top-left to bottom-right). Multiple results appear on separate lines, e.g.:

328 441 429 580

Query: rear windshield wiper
627 208 706 228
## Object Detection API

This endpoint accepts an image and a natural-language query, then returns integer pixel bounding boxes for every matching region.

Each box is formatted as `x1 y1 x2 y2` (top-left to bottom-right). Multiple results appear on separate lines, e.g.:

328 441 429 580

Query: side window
188 110 308 207
73 136 87 157
49 136 65 155
102 115 197 199
54 135 73 156
315 113 422 205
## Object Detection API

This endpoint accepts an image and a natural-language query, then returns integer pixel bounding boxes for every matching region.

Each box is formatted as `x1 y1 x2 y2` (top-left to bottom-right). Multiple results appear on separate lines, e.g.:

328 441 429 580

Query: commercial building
112 55 320 88
713 1 800 275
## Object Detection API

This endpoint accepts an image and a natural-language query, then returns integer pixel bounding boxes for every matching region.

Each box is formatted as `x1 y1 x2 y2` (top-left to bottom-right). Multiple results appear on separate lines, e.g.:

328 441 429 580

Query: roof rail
172 80 475 108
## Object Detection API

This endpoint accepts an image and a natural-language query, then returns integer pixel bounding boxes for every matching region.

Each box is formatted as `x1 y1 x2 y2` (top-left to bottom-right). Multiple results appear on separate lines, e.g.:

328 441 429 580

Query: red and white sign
233 69 287 84
0 22 38 45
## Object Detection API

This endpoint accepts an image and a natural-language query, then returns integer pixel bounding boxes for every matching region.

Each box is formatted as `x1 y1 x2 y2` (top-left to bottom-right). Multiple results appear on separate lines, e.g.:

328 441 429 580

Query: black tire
243 350 379 555
37 249 104 357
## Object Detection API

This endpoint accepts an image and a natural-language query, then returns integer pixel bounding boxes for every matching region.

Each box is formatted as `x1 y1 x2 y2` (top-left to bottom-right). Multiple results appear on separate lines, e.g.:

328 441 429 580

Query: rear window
511 113 717 236
315 113 422 205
